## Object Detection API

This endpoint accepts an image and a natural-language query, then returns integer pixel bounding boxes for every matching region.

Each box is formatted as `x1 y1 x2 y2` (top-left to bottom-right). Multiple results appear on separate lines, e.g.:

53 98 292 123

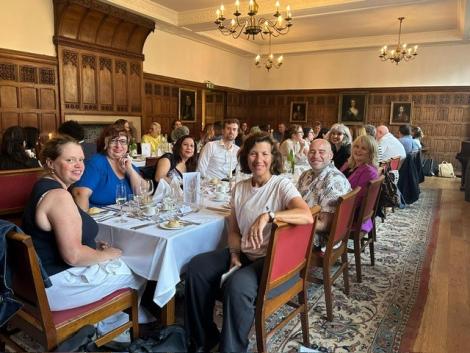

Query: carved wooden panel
81 54 97 106
0 48 59 136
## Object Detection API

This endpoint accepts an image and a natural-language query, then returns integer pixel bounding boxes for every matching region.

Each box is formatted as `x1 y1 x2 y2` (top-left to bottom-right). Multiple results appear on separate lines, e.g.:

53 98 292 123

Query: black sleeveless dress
22 178 97 276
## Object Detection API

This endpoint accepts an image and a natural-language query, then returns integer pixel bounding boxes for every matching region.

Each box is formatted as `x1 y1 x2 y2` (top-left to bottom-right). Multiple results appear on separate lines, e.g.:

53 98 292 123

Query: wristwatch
267 211 276 223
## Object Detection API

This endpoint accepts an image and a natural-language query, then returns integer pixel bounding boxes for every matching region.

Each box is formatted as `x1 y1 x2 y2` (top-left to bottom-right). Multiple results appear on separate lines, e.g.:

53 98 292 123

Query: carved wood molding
53 0 155 57
0 48 57 66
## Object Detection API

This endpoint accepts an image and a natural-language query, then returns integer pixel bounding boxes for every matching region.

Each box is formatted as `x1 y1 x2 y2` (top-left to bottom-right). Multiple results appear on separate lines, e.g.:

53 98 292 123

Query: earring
50 168 55 175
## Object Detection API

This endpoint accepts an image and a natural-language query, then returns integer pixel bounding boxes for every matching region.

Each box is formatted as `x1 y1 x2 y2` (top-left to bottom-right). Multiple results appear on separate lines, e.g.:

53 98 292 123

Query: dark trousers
184 248 264 353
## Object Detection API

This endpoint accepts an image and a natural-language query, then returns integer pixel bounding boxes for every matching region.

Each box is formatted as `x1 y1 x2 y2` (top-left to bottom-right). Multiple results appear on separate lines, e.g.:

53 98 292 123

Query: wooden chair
255 206 321 353
308 187 360 321
389 156 401 171
0 231 139 351
348 176 385 283
0 168 43 225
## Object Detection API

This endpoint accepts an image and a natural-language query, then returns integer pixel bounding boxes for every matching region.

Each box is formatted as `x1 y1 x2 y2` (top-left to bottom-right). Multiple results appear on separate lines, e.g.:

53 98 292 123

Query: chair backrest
356 176 385 226
327 187 361 247
6 231 55 333
0 168 43 216
260 206 321 294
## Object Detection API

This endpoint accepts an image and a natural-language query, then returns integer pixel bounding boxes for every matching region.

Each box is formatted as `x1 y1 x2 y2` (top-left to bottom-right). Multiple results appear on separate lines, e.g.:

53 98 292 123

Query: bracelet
229 247 241 254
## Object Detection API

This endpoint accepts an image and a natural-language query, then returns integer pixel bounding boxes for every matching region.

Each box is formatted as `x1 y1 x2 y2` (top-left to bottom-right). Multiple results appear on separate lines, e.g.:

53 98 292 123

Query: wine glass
115 182 128 223
141 179 154 205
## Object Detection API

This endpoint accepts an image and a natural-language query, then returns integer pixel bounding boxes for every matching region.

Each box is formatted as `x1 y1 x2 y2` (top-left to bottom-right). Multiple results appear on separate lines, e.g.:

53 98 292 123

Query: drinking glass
115 182 128 223
141 179 154 205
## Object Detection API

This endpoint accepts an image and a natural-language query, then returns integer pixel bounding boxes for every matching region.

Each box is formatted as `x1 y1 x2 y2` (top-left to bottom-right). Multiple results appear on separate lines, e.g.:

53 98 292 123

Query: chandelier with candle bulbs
379 17 418 64
255 34 283 71
214 0 293 40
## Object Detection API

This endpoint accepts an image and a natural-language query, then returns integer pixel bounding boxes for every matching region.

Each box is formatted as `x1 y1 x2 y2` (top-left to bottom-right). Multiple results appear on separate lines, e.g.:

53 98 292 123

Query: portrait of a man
290 102 307 122
339 93 368 125
179 89 196 121
390 101 412 125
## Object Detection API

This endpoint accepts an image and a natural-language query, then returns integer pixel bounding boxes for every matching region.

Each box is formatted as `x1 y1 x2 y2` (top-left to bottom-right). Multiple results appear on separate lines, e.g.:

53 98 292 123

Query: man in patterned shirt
297 139 351 247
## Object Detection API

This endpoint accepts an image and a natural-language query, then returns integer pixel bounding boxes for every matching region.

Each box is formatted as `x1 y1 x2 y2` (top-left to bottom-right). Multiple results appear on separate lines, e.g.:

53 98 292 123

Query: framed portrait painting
338 92 368 125
390 101 412 125
290 102 307 123
179 89 197 121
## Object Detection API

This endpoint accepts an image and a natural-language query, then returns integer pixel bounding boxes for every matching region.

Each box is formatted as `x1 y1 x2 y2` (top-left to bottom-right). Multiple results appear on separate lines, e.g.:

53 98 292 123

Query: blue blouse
75 153 137 207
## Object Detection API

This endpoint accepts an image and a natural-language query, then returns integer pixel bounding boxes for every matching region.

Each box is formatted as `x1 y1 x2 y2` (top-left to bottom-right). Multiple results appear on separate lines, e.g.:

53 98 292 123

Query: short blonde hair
347 135 379 169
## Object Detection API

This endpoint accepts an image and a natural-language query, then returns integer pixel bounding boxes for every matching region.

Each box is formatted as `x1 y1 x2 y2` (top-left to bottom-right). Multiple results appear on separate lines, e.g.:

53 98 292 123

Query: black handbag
128 325 187 353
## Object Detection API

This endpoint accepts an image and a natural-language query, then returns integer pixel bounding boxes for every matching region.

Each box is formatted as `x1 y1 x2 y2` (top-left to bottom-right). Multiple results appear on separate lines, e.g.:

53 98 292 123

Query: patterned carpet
250 188 440 353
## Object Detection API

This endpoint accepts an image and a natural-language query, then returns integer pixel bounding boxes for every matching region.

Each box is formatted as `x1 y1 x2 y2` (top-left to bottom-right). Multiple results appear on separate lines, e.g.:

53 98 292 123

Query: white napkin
154 178 171 201
63 259 132 284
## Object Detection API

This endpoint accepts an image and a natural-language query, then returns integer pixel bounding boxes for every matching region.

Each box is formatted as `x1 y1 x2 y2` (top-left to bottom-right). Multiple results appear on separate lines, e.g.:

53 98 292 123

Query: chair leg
255 317 267 353
354 236 362 283
369 240 375 266
130 291 140 340
323 266 333 322
298 292 310 347
342 252 350 296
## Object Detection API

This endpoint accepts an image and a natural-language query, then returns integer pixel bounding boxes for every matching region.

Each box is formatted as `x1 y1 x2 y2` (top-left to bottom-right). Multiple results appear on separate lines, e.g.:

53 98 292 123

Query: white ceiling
112 0 470 56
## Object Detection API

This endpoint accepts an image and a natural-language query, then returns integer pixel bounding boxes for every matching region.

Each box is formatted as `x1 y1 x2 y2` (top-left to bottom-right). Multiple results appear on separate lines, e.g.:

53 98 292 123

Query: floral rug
249 188 440 353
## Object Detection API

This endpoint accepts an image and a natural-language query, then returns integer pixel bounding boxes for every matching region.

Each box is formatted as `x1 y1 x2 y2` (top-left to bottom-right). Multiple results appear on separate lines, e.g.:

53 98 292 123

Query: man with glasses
297 139 351 249
197 119 240 180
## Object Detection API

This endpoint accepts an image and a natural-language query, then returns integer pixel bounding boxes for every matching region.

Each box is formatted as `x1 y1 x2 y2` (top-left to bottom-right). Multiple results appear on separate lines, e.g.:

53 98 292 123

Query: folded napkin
154 178 171 201
63 259 132 284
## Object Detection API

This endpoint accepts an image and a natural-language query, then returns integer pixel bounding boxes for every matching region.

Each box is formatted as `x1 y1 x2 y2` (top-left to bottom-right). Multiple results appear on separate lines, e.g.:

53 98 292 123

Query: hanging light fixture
254 34 283 71
379 17 418 64
214 0 293 40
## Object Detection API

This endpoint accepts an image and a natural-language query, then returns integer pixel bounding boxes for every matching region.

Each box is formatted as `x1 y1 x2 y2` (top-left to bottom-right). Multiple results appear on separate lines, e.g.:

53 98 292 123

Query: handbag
128 325 187 353
438 161 455 178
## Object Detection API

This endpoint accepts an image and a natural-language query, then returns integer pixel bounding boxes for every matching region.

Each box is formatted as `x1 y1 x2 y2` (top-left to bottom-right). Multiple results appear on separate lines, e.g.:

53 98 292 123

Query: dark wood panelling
0 49 59 136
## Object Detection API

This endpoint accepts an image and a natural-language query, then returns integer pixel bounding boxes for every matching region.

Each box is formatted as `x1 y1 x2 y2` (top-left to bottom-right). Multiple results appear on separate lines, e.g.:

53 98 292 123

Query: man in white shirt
197 119 240 179
376 125 406 162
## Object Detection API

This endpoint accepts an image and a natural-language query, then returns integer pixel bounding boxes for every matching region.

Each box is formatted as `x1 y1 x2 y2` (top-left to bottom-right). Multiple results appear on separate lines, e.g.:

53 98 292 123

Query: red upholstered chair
0 168 43 225
389 156 401 171
308 188 360 321
255 206 321 353
348 176 385 282
0 231 139 351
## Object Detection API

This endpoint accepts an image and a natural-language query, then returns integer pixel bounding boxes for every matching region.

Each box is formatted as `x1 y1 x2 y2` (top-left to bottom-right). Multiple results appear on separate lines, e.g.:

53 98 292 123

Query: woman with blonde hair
326 123 352 169
142 122 163 155
341 135 379 232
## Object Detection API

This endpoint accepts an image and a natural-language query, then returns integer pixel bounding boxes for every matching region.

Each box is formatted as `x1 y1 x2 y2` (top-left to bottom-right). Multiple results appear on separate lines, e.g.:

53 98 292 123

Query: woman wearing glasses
279 124 308 163
73 125 143 210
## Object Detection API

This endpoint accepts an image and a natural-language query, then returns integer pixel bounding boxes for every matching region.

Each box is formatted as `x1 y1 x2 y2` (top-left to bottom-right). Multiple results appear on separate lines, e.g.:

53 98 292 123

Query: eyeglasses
330 132 343 136
110 138 128 146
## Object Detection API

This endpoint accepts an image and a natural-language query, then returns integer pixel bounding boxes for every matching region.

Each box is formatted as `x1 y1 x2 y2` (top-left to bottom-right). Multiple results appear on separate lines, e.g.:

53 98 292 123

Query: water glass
115 182 128 223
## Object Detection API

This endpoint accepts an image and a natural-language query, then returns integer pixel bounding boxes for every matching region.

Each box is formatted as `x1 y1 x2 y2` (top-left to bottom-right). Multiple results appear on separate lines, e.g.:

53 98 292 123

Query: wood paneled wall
143 73 247 136
57 46 144 118
0 49 59 135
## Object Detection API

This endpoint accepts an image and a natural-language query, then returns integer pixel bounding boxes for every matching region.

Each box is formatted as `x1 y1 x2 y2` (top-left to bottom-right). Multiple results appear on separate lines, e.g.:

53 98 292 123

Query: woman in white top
279 124 309 162
184 132 312 353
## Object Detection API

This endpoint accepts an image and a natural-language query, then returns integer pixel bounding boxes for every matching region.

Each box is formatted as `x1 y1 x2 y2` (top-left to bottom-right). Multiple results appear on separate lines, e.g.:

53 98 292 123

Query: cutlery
96 214 117 222
130 222 155 230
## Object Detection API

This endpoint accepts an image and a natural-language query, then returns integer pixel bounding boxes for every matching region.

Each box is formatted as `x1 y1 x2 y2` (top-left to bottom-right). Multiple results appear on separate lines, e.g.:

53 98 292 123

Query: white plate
159 222 186 230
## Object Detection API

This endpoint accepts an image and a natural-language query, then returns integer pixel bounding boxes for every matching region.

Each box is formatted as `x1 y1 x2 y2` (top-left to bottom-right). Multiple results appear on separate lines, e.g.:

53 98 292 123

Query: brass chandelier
255 34 283 71
214 0 293 40
379 17 418 64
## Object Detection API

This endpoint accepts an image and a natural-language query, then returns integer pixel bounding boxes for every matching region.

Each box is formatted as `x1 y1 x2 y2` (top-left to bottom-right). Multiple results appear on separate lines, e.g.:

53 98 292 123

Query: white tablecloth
96 209 227 306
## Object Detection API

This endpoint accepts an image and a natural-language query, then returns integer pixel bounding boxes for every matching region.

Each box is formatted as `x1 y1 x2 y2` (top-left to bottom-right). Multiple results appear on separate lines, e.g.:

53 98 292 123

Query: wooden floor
412 177 470 352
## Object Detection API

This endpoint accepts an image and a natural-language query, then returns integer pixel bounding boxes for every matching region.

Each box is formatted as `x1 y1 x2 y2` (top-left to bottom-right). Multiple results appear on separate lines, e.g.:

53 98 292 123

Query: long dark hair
1 126 29 164
239 132 283 175
172 135 198 172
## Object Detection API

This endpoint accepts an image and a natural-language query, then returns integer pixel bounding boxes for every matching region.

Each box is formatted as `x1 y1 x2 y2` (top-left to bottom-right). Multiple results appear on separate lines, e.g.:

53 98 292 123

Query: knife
130 222 155 230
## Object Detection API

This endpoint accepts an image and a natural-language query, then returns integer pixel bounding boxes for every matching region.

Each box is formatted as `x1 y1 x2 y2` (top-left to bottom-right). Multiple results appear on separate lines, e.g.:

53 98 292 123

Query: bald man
297 139 351 248
376 125 406 162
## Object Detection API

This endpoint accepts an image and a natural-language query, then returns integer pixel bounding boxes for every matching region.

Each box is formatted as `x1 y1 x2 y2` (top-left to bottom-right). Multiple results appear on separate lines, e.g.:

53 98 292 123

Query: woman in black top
22 135 144 313
0 126 40 170
326 123 352 170
154 135 197 186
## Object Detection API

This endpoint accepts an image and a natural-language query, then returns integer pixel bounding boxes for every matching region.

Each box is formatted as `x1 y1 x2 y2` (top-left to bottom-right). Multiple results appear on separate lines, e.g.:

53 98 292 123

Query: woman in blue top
73 125 143 210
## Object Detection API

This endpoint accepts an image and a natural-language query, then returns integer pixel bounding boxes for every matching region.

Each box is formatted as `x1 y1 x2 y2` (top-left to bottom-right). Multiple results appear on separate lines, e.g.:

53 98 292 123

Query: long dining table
95 202 230 324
